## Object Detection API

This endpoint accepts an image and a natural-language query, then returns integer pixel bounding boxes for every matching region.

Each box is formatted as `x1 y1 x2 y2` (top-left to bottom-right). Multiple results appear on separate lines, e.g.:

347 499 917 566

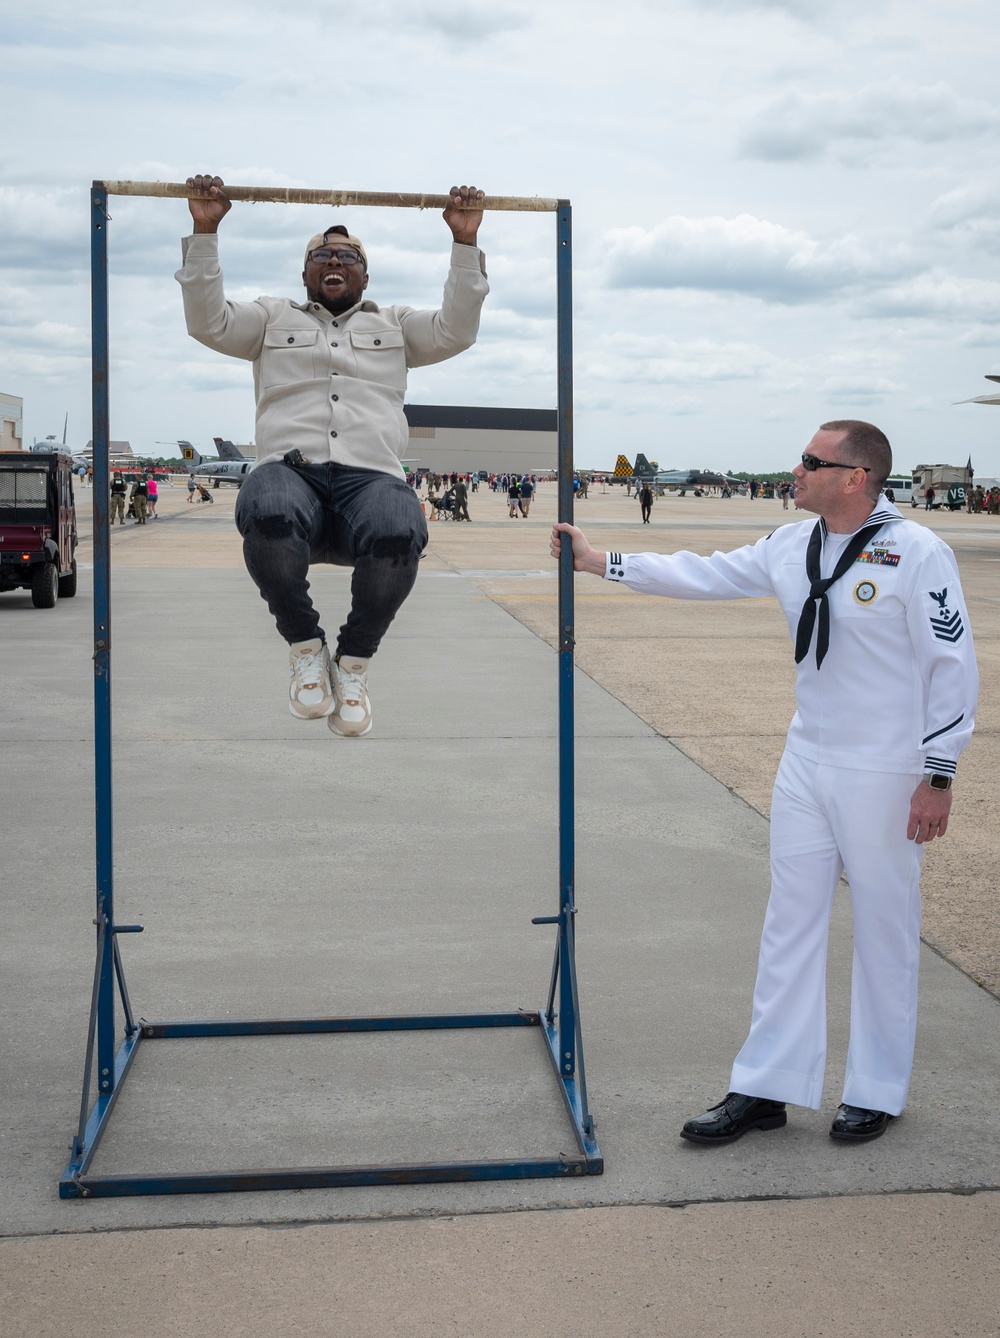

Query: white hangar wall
403 405 557 475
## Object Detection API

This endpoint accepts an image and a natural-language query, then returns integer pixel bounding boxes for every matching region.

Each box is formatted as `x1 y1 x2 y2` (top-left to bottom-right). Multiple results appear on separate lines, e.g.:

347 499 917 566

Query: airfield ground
1 478 997 1336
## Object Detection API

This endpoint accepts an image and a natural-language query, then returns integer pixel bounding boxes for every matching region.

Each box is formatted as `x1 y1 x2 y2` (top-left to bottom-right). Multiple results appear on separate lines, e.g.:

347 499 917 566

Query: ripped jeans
235 458 428 657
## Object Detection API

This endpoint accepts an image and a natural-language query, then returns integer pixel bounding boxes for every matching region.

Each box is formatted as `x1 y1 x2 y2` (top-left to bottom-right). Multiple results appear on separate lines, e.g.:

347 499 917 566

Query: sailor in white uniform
552 420 978 1143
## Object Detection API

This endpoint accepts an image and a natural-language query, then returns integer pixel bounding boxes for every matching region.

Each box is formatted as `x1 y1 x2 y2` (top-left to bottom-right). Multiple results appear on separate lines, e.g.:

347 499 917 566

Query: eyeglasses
307 247 365 268
801 453 870 473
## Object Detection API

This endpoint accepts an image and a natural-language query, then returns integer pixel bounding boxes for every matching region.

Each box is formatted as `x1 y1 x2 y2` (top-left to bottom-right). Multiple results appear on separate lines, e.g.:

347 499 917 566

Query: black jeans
235 459 428 656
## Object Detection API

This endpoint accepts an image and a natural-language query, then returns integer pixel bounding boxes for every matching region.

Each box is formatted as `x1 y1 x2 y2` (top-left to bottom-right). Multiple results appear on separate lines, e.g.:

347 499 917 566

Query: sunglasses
801 453 870 473
307 246 366 268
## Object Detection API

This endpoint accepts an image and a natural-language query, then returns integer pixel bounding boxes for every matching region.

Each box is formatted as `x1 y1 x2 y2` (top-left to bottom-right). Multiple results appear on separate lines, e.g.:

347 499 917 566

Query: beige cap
304 224 367 269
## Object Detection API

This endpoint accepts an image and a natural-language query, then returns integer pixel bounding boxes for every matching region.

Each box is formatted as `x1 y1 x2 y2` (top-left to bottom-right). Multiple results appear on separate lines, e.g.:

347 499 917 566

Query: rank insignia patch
857 548 900 566
928 587 965 643
853 579 878 605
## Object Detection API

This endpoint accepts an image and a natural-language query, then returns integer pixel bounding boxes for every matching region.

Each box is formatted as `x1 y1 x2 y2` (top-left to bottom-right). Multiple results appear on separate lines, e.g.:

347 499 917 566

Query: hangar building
403 405 557 475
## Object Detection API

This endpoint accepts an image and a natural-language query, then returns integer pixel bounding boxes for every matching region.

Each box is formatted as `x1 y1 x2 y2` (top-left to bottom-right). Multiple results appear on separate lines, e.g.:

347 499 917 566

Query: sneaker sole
288 700 336 720
680 1111 787 1145
327 715 373 737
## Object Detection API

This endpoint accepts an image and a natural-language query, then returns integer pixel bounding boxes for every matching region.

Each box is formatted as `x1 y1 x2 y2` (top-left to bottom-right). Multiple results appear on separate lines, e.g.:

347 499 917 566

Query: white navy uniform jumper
605 498 978 1115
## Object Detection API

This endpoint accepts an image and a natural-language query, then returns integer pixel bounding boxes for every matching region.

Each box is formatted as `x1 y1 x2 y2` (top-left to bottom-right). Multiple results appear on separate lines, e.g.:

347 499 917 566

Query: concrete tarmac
1 482 997 1335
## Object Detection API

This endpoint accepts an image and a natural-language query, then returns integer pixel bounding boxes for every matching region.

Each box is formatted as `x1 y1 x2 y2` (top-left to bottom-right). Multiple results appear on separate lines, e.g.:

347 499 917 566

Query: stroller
196 484 215 504
431 492 456 521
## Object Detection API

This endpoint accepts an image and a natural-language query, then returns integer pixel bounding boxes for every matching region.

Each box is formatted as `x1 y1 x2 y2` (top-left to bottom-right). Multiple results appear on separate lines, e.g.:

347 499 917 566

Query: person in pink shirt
146 474 159 518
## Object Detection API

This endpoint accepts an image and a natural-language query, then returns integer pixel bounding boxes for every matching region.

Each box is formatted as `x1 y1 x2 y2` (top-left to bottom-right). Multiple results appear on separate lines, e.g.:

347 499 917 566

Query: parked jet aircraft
955 374 1000 407
179 439 254 486
632 453 739 491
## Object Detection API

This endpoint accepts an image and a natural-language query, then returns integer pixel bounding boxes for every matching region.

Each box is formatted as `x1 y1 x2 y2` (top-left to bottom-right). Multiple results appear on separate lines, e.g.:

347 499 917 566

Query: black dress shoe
680 1091 787 1145
829 1104 895 1142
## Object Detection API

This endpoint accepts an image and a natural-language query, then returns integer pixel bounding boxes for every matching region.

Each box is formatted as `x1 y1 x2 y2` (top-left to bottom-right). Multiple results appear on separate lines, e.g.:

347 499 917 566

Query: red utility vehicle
0 451 78 607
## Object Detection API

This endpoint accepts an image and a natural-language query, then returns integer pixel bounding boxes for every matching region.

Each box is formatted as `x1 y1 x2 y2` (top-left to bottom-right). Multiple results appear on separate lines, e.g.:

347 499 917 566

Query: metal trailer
60 181 602 1199
912 463 973 510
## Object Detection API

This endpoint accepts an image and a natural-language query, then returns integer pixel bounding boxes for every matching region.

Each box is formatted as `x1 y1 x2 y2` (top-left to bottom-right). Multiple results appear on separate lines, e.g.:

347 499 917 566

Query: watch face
928 774 951 790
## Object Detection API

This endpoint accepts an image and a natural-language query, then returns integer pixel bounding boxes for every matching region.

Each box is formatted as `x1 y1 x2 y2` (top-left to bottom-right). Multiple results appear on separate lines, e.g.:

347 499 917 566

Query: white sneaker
329 654 372 736
288 638 334 719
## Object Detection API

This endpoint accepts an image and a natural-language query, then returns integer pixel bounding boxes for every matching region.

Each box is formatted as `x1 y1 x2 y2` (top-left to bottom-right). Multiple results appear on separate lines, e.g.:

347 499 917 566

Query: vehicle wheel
31 562 58 608
58 560 78 598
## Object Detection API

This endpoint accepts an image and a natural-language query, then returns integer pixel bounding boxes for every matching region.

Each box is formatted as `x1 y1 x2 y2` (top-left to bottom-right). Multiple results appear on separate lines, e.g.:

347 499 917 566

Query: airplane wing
954 395 1000 405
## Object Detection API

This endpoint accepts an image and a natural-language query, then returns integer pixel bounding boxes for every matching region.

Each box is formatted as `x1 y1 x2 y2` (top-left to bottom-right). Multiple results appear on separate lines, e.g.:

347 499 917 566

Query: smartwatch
926 773 953 792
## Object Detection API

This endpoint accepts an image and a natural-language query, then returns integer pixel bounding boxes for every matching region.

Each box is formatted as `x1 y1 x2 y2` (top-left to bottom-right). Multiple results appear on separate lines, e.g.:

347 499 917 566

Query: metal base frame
62 183 600 1200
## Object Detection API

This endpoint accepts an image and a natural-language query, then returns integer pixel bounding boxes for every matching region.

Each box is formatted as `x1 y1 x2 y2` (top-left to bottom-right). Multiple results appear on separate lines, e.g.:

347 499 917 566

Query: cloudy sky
5 0 1000 473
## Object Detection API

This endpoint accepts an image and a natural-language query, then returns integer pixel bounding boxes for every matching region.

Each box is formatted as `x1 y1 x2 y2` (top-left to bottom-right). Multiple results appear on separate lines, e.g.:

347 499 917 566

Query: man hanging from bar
176 175 488 735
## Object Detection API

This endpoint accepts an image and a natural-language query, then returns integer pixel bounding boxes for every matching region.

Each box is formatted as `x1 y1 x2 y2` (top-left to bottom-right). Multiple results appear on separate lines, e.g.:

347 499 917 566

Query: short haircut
820 419 892 501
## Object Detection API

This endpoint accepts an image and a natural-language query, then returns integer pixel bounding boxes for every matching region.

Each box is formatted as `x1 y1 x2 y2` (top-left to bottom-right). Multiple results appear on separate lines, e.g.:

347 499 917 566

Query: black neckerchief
794 519 885 669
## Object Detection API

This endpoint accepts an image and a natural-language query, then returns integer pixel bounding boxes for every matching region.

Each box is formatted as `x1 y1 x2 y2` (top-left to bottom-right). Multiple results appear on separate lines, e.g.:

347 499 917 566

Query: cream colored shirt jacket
175 234 489 477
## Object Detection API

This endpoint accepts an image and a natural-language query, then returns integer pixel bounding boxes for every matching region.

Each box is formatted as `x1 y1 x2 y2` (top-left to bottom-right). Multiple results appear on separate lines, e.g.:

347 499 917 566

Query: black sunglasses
307 246 366 268
801 453 870 473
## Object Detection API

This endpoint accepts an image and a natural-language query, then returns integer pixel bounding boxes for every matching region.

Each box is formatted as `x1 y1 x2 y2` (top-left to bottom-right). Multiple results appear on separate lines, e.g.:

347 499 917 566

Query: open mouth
321 272 347 290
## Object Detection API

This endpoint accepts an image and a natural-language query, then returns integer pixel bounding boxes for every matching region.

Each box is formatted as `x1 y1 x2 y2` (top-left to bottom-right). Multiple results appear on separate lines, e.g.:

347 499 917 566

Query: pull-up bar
61 180 599 1198
100 180 561 211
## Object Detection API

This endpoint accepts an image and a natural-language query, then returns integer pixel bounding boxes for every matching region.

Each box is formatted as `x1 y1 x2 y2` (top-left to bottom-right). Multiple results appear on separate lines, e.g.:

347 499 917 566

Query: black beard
307 283 361 316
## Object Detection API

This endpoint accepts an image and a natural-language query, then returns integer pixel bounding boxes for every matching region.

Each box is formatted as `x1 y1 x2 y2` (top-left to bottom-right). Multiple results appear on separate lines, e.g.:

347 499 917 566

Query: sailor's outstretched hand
551 523 606 575
443 185 484 246
186 175 231 233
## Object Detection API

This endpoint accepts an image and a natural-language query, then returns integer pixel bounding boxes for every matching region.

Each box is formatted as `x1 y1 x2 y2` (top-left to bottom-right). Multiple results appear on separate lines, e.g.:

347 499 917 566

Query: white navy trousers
730 750 923 1116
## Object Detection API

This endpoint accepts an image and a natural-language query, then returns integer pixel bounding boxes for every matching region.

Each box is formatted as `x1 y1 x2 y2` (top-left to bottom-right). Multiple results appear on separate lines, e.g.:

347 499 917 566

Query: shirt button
287 337 294 344
331 341 338 347
332 322 338 328
330 431 338 438
374 339 381 346
331 394 339 401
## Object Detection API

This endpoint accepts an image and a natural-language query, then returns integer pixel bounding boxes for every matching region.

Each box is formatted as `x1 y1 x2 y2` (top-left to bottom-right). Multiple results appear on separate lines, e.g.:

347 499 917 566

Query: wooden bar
96 181 559 212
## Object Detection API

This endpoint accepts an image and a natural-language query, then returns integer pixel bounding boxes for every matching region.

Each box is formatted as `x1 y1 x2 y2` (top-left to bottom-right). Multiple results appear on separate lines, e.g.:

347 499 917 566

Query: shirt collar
819 495 903 539
292 298 382 320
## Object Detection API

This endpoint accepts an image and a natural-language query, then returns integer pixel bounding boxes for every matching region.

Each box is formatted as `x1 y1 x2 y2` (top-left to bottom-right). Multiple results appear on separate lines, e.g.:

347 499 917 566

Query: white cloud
859 274 1000 323
820 374 903 402
604 214 916 303
927 183 1000 256
5 0 1000 473
741 80 1000 163
581 335 779 385
398 4 530 44
694 0 833 16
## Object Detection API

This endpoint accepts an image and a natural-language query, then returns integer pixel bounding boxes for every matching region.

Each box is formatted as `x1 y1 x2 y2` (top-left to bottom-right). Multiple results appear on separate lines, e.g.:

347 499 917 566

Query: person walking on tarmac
177 174 488 737
110 471 127 525
552 420 978 1146
130 476 148 525
452 474 471 522
638 480 653 524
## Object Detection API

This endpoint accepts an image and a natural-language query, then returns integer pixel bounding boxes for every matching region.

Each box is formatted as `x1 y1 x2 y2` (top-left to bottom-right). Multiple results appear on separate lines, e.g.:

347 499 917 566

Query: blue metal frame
60 184 600 1199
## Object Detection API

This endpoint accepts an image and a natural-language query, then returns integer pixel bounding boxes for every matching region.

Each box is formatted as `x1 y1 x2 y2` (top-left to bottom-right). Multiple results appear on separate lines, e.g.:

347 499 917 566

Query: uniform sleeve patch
928 587 965 643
